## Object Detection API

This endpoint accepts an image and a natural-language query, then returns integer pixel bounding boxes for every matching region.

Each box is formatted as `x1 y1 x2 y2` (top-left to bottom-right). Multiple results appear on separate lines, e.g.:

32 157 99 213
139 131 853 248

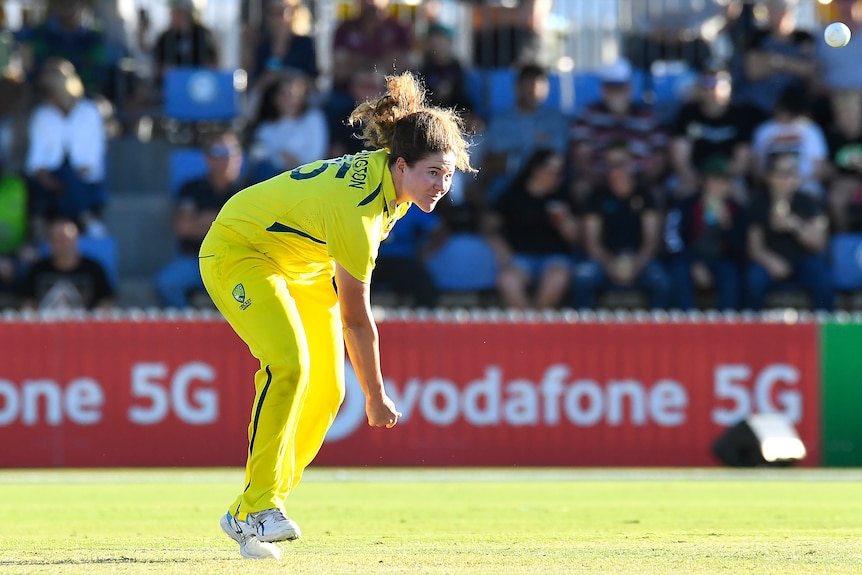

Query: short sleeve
325 204 381 283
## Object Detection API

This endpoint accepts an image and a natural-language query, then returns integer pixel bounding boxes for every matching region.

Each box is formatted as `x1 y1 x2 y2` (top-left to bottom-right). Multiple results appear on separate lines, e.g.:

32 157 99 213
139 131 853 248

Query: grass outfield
1 468 861 575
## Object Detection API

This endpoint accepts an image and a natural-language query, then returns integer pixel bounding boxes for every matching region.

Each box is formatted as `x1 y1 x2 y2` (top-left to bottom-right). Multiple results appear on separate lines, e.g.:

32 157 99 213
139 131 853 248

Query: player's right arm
335 263 401 429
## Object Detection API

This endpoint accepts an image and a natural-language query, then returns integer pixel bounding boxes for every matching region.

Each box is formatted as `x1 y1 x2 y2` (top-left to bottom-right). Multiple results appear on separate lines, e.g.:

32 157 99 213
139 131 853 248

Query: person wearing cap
664 155 747 311
669 61 762 200
569 57 666 203
745 151 833 311
152 0 218 86
154 129 244 309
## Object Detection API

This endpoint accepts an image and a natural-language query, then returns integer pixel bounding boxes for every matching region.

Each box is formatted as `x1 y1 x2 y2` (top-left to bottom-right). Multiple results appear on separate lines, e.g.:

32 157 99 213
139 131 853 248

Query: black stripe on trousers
242 365 272 499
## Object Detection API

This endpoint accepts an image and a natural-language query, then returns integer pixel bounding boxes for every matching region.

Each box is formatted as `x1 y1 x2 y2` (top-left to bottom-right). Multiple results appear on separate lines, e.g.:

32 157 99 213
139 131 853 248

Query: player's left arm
335 264 401 429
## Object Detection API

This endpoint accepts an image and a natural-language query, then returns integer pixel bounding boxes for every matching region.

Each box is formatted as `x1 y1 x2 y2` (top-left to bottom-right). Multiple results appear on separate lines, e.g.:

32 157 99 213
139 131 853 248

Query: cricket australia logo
232 283 252 310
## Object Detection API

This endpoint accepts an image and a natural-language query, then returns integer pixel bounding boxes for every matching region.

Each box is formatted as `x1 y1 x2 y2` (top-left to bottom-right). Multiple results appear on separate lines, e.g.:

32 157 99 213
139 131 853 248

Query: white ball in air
825 22 852 48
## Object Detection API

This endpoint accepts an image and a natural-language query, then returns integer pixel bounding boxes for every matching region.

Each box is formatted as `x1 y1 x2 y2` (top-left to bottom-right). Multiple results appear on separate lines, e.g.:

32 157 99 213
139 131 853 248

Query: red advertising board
0 319 821 468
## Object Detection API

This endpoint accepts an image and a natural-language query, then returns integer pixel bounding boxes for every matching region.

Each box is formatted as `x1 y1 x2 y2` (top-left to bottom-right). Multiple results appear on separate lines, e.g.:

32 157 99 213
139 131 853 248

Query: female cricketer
200 72 474 559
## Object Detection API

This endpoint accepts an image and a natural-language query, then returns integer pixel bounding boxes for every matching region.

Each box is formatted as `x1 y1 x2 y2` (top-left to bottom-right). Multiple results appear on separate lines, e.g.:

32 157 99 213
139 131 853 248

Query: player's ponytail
348 72 475 173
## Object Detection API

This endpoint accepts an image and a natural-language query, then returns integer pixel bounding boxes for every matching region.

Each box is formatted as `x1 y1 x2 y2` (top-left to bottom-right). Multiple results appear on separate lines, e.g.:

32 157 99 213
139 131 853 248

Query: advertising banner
820 321 862 466
0 319 821 468
319 320 821 467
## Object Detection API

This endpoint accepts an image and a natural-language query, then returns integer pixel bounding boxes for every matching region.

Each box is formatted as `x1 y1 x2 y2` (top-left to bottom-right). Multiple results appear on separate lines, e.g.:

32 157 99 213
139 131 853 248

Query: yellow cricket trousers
199 223 345 518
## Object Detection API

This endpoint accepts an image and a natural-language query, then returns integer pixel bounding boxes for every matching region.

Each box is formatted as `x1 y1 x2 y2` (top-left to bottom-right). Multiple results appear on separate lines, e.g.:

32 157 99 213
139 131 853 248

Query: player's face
395 151 456 213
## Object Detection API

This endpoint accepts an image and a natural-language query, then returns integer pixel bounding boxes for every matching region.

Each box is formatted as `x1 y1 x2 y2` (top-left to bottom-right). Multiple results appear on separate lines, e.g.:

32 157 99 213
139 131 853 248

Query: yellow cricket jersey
211 149 411 283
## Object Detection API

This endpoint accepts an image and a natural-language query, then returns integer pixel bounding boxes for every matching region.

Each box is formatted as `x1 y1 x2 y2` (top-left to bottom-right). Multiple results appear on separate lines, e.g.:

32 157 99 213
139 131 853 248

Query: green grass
1 468 861 574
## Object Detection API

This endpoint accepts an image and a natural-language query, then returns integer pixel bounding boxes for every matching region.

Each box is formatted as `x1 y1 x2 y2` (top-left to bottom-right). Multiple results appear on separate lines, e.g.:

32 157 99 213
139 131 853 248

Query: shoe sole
220 513 281 560
257 525 301 543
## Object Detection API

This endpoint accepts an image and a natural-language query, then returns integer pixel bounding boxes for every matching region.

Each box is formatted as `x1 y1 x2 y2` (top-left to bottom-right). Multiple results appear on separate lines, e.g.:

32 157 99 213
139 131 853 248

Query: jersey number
289 158 351 181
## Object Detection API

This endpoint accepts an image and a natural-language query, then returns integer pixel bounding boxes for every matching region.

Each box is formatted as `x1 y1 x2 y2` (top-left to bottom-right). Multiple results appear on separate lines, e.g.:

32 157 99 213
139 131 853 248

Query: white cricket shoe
245 508 302 542
220 512 281 560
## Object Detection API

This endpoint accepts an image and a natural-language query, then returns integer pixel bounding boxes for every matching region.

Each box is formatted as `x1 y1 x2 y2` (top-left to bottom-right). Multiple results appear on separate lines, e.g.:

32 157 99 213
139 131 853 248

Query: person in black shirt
669 63 762 200
745 152 833 310
154 130 243 308
484 149 578 310
665 156 747 310
573 140 671 309
152 0 218 87
19 215 113 311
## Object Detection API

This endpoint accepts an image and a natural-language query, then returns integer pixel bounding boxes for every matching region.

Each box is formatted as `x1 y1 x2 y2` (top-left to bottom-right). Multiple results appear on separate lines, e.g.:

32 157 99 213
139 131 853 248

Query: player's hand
366 394 402 429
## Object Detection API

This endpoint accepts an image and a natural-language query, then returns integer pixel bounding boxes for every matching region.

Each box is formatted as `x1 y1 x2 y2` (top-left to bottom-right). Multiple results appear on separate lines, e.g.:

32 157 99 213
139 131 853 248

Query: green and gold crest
232 284 245 303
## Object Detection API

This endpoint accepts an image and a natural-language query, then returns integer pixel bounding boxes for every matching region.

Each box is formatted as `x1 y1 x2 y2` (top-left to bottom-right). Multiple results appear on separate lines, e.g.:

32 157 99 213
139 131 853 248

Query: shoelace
251 508 288 527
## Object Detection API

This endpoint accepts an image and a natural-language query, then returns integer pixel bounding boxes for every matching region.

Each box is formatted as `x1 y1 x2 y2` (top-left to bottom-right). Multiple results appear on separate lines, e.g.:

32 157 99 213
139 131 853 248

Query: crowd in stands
0 0 861 314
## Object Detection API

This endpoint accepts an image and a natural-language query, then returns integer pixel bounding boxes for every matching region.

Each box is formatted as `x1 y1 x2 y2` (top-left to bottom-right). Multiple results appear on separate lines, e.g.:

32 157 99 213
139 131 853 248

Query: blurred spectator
332 0 413 90
478 64 568 204
155 130 243 309
569 58 667 204
816 0 862 93
247 70 329 184
471 0 552 68
573 140 671 310
745 152 832 311
732 0 816 115
19 214 114 311
153 0 218 87
669 62 760 201
243 0 317 90
622 0 723 72
25 60 107 237
484 149 578 310
374 206 442 308
825 90 862 232
324 63 385 157
752 86 828 197
665 156 747 311
417 23 479 130
20 0 114 99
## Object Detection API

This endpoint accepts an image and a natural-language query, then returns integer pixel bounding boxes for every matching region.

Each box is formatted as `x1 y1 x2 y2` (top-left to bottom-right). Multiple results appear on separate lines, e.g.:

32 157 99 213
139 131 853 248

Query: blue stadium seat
426 233 498 292
164 68 240 122
78 235 119 288
831 234 862 290
169 148 208 196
